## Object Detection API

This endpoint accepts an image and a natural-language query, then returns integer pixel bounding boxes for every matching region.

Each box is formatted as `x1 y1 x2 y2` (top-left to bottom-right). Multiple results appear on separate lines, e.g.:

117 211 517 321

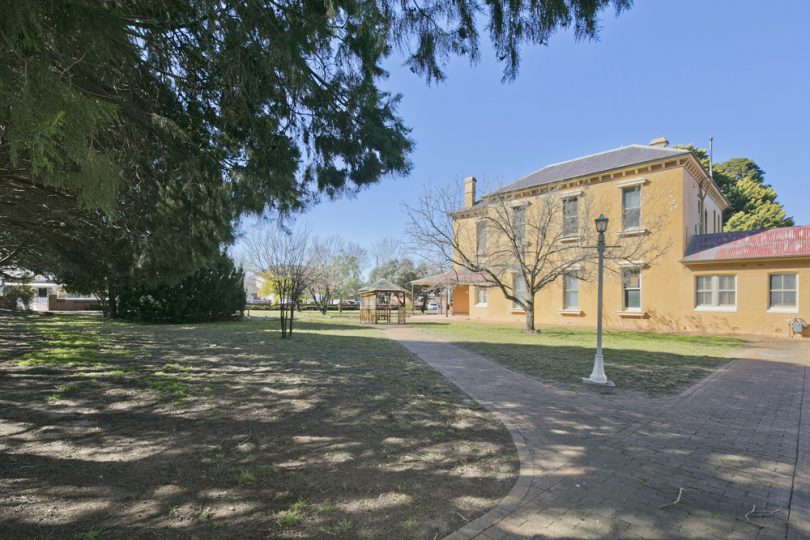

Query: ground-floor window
512 274 529 310
769 273 798 310
563 273 579 310
695 275 736 309
622 269 641 311
475 286 488 306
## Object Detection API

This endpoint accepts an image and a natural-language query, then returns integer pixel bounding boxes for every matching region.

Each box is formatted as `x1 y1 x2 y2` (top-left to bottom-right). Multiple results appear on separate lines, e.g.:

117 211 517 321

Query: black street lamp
584 214 614 386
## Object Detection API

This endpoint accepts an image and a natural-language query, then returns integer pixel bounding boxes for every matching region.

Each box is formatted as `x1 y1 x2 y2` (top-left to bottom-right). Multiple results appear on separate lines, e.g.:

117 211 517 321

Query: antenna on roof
708 137 714 180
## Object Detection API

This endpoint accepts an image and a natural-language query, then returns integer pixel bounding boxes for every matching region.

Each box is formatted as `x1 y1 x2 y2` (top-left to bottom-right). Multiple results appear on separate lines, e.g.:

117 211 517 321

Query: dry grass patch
0 313 517 539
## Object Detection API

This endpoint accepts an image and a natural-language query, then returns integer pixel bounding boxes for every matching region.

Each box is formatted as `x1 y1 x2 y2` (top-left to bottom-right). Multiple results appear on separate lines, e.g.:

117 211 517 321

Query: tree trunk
288 307 295 336
523 302 535 332
338 299 342 313
106 281 118 319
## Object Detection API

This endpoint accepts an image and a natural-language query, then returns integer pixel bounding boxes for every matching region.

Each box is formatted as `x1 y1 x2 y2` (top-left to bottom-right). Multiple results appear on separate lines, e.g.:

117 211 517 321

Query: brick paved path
384 326 810 540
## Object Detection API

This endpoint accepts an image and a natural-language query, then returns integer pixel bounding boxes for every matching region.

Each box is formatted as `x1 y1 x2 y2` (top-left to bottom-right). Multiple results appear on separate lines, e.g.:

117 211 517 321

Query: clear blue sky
265 1 810 255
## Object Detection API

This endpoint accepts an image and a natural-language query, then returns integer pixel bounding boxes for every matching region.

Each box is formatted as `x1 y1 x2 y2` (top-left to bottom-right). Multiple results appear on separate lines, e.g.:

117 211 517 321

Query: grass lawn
410 320 747 395
0 313 517 539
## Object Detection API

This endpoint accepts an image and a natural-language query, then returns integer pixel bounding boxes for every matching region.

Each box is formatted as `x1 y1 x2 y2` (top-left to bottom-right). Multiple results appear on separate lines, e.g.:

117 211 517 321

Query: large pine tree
675 146 794 232
2 0 632 312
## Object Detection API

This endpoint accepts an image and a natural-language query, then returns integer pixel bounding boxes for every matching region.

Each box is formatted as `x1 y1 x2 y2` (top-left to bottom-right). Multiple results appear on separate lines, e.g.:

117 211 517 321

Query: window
622 187 641 230
769 273 798 310
512 206 526 246
512 274 529 310
712 210 717 233
563 273 579 310
622 269 641 311
475 286 488 306
695 275 736 309
476 221 487 256
562 197 578 236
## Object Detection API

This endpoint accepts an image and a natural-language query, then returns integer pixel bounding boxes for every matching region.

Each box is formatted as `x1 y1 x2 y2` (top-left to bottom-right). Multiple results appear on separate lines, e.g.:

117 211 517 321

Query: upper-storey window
562 197 579 236
622 186 641 230
512 205 526 246
476 220 487 256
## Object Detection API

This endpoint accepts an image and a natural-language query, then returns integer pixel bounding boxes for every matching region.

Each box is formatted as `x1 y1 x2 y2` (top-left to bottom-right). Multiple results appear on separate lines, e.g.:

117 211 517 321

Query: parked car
427 302 439 311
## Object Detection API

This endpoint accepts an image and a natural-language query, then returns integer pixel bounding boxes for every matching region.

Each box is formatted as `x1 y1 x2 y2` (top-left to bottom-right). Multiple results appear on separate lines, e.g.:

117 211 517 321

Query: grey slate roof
493 144 690 196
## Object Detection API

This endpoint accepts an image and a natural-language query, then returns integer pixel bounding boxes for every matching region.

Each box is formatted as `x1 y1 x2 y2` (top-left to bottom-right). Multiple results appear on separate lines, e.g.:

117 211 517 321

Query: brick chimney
464 176 477 208
649 137 669 147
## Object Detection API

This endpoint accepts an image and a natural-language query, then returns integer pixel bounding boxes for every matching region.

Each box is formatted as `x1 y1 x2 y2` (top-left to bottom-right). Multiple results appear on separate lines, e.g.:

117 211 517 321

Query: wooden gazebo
359 278 408 324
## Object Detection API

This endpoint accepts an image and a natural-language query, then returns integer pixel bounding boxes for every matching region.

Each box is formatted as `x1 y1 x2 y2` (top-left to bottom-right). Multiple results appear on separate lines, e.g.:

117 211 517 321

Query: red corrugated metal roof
683 226 810 262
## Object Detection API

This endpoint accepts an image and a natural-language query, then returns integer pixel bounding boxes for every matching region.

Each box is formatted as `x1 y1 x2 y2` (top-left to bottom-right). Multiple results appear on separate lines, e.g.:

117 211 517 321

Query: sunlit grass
412 321 746 395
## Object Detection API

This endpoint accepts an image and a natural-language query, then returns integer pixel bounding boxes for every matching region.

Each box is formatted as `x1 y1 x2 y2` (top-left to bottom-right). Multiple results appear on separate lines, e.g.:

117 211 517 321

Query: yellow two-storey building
430 138 809 337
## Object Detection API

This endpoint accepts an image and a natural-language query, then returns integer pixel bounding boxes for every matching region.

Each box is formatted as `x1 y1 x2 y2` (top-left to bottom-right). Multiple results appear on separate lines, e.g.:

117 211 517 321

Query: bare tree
242 222 310 338
306 237 368 314
333 242 367 311
405 181 670 332
370 237 401 268
307 236 343 315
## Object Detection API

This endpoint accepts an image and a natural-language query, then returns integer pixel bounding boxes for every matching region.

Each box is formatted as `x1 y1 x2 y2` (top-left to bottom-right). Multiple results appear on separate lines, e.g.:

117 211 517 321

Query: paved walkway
384 326 810 540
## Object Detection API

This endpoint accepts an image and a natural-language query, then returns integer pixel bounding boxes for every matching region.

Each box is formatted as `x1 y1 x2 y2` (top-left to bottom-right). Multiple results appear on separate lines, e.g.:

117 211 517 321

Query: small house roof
359 278 408 293
683 226 810 263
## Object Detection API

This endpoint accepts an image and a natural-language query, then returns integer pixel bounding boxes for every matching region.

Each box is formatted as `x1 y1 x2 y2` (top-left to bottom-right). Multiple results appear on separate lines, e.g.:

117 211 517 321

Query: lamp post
583 214 615 387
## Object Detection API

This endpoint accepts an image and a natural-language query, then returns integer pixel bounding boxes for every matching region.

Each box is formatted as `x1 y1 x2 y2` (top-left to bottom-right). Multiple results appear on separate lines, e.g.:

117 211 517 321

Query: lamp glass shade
594 214 609 233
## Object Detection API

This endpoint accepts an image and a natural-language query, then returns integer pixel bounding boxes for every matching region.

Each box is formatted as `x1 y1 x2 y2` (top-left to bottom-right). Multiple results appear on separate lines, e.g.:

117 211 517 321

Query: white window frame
562 197 579 237
621 186 642 232
562 272 579 311
475 286 488 307
767 273 799 313
512 205 526 247
511 273 529 311
476 220 487 257
621 268 642 312
694 274 737 312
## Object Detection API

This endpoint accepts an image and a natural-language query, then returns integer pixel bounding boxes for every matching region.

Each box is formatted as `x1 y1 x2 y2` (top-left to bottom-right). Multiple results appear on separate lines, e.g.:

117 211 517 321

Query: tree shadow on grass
0 316 518 539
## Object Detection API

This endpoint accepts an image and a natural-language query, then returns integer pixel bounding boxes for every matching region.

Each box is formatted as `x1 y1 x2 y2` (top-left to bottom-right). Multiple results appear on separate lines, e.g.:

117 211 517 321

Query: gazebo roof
410 269 489 287
359 278 408 293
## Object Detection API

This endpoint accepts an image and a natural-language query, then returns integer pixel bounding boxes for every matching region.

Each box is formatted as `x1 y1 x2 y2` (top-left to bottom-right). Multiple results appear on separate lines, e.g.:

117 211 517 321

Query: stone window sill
767 307 799 314
617 310 646 318
618 228 648 238
559 309 582 316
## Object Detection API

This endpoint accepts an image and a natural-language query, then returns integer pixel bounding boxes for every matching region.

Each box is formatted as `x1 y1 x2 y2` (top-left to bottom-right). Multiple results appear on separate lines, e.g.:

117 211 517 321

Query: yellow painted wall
454 157 810 337
452 286 469 315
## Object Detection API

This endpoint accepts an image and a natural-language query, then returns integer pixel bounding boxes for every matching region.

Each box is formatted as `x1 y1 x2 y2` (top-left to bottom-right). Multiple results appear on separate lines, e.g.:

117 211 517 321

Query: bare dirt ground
0 313 517 539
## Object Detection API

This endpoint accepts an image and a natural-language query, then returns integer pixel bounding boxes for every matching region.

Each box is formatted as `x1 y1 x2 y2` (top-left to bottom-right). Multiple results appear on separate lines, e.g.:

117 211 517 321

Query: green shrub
0 284 35 311
117 252 245 322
